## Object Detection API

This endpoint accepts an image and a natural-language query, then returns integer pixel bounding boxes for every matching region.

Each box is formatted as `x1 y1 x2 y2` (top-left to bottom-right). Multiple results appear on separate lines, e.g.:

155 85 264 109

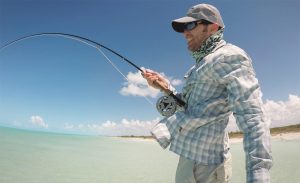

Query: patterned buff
191 28 224 63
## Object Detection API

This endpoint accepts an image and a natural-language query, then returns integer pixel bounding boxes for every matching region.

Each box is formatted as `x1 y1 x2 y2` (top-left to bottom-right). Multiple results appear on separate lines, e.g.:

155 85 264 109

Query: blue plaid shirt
151 40 272 183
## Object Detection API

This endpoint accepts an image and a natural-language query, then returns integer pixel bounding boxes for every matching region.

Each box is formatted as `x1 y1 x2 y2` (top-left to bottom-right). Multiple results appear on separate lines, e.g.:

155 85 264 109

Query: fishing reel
156 95 178 117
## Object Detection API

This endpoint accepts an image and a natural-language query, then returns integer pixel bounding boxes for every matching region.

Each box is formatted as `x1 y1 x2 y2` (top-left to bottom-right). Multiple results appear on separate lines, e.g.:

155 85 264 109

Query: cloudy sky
0 0 299 135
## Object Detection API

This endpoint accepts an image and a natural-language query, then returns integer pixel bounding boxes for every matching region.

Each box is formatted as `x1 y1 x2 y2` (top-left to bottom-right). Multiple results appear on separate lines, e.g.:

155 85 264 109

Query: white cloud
119 71 182 98
120 82 159 98
226 114 239 132
64 123 85 130
30 115 48 128
63 95 300 135
227 94 300 132
96 118 160 136
171 79 183 86
64 118 160 136
264 94 300 127
102 120 117 128
64 123 74 129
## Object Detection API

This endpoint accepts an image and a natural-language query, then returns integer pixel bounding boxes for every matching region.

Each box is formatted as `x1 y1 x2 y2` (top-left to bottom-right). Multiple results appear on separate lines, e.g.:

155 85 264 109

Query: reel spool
156 95 177 117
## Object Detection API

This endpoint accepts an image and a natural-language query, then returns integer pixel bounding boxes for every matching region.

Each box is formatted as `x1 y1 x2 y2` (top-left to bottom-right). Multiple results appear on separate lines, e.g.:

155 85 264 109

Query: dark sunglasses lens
185 22 196 31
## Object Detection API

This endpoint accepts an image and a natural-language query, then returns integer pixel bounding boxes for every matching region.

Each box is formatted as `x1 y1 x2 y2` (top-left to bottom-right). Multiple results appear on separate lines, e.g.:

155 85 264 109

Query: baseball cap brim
172 16 198 33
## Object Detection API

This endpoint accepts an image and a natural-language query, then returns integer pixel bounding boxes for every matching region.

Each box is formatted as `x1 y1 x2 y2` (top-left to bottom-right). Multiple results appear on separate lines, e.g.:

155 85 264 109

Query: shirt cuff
150 121 171 149
150 114 182 149
247 168 270 183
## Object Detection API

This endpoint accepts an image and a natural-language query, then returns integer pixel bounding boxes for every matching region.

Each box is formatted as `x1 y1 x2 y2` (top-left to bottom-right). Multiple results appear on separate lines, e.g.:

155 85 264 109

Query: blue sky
0 0 299 135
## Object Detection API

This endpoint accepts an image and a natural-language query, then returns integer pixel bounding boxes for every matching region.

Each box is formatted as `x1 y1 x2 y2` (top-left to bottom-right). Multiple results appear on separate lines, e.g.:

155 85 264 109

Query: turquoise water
0 126 299 183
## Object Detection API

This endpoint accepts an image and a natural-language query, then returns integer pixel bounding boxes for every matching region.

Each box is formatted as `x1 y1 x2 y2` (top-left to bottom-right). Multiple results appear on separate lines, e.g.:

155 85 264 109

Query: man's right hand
142 69 170 92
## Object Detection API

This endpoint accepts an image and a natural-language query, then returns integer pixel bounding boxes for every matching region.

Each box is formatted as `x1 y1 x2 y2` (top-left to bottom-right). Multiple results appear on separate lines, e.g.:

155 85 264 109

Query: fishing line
64 34 155 106
0 33 186 115
49 34 131 81
96 47 154 106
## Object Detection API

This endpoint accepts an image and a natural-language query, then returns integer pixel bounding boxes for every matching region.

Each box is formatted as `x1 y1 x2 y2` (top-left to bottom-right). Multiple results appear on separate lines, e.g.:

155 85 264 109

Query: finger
145 69 159 76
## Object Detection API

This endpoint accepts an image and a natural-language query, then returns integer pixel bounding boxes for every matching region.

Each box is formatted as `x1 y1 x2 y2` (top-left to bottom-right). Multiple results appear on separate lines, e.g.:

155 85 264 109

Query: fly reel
156 95 177 117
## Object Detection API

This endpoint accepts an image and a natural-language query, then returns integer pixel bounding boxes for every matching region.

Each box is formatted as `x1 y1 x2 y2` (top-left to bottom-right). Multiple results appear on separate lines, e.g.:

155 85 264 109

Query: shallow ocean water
0 126 299 183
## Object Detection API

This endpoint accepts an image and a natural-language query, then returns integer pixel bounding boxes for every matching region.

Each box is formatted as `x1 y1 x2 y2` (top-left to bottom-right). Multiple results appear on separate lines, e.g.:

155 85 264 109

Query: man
143 3 272 183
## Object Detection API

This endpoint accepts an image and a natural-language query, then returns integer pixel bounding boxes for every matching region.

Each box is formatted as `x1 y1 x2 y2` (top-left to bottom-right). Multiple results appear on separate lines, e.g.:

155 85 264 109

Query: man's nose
182 30 189 38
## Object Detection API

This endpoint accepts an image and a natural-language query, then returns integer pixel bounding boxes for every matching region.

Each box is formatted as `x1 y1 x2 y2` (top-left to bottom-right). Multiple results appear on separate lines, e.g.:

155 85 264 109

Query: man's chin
187 43 199 52
188 47 197 52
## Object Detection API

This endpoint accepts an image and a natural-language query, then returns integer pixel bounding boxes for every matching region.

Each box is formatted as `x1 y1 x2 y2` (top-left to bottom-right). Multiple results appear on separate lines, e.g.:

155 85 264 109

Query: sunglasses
183 21 202 31
182 20 212 32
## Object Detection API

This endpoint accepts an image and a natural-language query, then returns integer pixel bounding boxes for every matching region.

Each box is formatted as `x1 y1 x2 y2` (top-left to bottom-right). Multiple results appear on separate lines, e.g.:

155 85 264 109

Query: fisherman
143 3 272 183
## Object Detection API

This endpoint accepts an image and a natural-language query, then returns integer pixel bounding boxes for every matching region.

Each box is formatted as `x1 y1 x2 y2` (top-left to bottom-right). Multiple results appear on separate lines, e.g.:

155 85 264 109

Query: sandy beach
229 132 300 143
271 132 300 141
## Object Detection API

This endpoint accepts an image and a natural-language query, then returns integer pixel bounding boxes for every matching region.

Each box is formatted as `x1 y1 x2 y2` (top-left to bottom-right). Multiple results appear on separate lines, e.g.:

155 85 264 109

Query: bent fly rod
0 32 186 115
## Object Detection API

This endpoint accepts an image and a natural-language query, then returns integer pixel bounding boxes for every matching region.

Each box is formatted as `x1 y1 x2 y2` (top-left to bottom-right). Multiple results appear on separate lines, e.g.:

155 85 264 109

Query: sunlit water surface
0 126 299 183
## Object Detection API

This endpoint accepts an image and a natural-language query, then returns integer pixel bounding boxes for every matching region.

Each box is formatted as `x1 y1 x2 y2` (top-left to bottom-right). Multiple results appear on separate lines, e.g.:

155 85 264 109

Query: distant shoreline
229 124 300 138
119 124 300 140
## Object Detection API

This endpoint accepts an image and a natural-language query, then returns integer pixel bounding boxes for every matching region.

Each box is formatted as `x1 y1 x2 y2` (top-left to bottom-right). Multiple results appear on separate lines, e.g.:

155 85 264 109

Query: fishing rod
0 32 186 116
